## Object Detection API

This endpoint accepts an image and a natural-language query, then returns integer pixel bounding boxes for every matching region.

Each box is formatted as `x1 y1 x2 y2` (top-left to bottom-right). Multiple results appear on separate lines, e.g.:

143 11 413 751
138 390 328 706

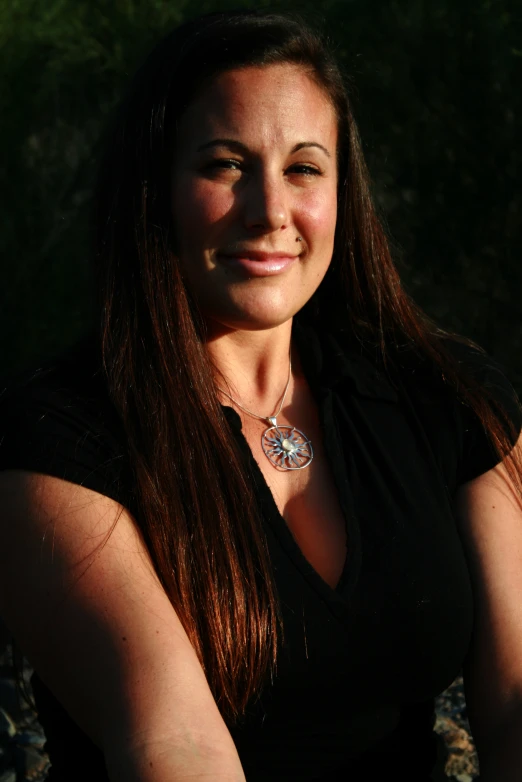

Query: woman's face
171 63 338 333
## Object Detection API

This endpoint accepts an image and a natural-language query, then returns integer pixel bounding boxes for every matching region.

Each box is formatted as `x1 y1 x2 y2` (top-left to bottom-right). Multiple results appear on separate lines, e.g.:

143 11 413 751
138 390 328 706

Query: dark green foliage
325 1 522 386
1 0 521 387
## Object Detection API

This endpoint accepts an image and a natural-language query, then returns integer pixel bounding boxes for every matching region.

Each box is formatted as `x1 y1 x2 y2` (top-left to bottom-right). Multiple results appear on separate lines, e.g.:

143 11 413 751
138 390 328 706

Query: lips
216 250 301 277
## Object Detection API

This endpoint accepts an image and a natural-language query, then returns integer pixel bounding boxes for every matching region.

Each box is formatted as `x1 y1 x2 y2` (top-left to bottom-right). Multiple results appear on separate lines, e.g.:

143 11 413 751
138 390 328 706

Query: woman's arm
106 739 246 782
455 435 522 781
0 470 246 782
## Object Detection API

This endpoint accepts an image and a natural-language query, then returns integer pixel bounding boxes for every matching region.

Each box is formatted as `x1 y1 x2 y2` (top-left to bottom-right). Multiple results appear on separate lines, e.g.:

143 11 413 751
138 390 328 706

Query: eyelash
290 164 321 176
205 159 322 176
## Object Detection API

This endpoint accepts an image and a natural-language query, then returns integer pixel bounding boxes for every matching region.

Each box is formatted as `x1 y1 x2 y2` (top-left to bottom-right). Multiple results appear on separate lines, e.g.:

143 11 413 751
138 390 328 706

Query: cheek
172 179 234 247
299 190 337 244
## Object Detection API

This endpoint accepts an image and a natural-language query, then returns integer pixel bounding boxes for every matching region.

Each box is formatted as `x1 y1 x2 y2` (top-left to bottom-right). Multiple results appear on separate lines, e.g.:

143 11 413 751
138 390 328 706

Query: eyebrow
196 138 331 158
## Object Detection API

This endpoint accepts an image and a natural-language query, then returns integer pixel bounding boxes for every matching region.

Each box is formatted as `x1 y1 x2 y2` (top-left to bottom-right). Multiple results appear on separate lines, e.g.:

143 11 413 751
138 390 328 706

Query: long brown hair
94 10 521 726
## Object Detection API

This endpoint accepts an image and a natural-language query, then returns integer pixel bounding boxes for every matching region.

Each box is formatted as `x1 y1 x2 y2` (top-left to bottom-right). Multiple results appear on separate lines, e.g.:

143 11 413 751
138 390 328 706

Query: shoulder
317 323 522 491
390 336 521 435
388 335 522 489
0 337 133 510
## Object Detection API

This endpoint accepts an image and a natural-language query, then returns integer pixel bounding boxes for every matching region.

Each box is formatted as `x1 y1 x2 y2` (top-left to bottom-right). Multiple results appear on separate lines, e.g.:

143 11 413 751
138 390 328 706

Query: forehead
177 63 338 151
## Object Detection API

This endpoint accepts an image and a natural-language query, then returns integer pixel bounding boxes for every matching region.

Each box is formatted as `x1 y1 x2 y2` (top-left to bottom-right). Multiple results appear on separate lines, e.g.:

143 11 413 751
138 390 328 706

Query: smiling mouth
216 253 300 276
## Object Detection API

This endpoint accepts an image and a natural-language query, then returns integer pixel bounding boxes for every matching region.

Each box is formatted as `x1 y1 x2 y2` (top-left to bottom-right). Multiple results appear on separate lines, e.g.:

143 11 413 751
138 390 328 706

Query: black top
1 319 521 782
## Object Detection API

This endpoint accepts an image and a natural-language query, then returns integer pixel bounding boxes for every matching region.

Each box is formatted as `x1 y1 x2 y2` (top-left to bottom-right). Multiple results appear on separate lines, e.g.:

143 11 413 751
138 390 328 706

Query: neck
205 318 296 415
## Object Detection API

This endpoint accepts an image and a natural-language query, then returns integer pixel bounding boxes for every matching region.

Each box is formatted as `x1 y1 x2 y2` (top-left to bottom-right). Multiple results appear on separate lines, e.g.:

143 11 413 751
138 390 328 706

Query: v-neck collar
223 401 356 617
220 317 398 616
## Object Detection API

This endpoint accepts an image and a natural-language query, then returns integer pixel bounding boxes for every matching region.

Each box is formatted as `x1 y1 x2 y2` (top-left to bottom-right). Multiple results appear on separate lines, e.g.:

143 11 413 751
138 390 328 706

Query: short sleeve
449 342 522 486
0 354 134 512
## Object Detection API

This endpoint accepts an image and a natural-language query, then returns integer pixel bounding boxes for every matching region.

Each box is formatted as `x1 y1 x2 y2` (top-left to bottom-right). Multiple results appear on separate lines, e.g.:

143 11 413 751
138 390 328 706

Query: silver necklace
218 356 313 471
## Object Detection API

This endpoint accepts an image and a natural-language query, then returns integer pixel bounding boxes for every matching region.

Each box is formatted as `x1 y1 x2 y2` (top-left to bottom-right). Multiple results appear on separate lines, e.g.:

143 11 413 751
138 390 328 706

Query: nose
242 170 289 233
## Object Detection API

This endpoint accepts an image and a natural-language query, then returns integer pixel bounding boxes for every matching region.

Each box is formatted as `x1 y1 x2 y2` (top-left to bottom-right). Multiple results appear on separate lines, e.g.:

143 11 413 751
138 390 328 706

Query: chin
206 305 299 334
202 290 308 332
225 311 295 332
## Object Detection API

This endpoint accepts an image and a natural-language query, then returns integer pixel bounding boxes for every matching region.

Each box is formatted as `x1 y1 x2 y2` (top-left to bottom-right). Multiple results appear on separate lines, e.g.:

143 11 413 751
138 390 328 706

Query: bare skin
2 59 522 782
172 64 347 588
238 365 348 589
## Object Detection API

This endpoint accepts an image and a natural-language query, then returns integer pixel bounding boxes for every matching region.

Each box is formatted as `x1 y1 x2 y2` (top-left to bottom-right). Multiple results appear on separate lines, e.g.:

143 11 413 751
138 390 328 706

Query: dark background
2 0 521 388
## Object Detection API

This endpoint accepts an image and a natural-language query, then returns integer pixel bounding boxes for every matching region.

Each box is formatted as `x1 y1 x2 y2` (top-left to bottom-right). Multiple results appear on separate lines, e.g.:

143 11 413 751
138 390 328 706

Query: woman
1 10 521 781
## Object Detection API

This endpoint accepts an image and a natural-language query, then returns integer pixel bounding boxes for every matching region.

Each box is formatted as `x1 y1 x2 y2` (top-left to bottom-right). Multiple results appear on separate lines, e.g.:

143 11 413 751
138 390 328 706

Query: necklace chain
217 351 313 470
217 355 292 423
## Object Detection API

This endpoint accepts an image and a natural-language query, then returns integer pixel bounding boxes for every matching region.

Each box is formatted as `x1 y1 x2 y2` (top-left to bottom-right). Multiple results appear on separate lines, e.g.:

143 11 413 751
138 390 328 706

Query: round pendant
261 425 313 470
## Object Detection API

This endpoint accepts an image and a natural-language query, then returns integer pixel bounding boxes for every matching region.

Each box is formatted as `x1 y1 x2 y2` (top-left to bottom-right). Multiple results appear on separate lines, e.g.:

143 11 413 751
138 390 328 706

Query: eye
287 164 322 177
204 158 242 172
